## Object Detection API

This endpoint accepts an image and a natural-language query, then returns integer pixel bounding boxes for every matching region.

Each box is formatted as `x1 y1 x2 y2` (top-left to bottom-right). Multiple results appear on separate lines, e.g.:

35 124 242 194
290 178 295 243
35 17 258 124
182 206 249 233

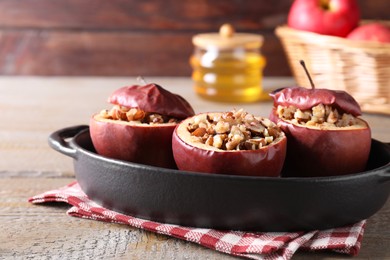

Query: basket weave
275 24 390 115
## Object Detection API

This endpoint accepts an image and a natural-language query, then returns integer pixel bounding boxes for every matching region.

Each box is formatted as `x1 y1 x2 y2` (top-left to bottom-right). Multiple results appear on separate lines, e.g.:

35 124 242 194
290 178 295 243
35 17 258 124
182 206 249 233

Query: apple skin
288 0 360 37
269 108 371 177
90 115 178 169
172 113 287 177
108 83 195 119
270 86 362 116
347 23 390 43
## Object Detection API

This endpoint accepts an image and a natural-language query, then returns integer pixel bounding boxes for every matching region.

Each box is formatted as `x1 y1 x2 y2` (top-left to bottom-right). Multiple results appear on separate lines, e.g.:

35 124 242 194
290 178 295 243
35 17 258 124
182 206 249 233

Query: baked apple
90 83 195 168
270 83 371 177
172 109 287 177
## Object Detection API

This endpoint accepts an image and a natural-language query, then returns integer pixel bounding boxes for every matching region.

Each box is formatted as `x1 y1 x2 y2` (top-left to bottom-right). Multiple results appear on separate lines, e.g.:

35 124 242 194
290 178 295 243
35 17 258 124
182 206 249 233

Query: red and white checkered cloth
29 181 365 260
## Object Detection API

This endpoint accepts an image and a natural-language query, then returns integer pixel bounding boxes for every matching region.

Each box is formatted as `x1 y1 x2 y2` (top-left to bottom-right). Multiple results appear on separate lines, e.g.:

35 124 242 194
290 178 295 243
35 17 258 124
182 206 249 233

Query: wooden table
1 76 389 259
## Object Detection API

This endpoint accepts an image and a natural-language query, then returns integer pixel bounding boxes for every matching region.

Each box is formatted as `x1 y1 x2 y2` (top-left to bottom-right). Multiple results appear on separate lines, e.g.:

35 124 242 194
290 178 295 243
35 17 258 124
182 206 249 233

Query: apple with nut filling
269 85 371 177
90 83 195 169
172 109 287 177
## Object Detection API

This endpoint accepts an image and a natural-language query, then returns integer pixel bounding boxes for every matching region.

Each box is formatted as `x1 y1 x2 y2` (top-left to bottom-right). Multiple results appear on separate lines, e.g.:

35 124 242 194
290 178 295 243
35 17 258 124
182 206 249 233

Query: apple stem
137 76 148 85
299 60 315 90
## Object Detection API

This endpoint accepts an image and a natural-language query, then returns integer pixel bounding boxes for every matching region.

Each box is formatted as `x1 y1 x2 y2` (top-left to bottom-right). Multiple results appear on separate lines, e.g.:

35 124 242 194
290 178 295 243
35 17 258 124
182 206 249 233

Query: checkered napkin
29 181 365 260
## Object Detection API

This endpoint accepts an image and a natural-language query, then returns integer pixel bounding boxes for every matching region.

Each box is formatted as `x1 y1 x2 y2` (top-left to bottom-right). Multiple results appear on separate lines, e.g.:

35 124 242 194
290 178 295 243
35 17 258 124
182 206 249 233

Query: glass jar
190 24 266 103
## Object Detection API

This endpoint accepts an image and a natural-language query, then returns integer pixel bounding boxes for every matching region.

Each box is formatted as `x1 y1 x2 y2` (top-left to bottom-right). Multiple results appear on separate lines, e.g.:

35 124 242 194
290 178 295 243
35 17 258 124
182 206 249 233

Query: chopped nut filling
187 109 282 151
99 105 179 124
276 104 358 127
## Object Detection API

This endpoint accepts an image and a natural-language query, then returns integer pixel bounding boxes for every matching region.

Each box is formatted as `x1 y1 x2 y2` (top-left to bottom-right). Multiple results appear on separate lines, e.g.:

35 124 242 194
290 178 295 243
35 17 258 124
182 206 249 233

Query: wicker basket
275 23 390 115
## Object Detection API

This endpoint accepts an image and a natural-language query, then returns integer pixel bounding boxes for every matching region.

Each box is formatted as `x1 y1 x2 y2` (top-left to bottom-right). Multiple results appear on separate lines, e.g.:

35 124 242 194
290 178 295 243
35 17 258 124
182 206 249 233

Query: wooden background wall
0 0 388 76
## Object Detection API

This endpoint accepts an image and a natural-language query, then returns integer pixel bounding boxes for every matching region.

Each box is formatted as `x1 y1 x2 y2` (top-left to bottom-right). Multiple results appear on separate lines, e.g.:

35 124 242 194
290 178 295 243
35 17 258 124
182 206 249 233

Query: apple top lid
192 24 264 50
108 84 195 120
270 87 362 117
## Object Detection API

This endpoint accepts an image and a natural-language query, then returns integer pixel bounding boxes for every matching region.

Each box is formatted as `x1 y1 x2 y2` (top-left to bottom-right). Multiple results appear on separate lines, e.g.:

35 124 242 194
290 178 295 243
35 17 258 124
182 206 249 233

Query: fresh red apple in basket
90 81 195 169
347 22 390 43
172 109 287 177
287 0 360 37
269 61 371 177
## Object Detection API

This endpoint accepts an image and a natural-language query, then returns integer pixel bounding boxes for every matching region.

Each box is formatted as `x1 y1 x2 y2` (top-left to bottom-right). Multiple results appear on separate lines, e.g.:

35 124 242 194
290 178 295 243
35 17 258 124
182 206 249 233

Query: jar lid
192 24 263 49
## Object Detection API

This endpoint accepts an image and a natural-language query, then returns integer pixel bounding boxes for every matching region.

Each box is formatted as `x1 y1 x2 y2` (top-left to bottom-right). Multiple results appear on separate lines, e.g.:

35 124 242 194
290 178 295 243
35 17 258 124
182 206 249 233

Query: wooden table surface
0 76 389 259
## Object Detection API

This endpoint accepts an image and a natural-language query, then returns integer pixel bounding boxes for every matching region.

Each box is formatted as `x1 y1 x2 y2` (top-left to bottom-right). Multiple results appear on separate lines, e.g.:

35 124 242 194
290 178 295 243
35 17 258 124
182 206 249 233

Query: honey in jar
190 24 266 103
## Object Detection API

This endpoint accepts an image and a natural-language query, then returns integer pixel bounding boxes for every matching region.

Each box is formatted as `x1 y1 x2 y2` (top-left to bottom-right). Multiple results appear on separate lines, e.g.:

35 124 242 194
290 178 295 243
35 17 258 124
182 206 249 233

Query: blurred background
0 0 388 77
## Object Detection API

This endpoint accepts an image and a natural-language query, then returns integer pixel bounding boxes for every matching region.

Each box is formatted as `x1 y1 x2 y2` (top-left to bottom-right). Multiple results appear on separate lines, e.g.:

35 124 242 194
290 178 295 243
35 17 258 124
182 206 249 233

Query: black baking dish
49 125 390 232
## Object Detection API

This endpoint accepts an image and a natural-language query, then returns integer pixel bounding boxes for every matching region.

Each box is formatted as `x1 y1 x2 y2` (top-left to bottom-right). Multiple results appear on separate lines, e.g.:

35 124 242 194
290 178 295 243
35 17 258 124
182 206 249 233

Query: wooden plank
0 0 388 77
0 0 291 30
0 29 290 76
0 177 389 259
0 30 192 76
0 0 387 30
1 76 389 175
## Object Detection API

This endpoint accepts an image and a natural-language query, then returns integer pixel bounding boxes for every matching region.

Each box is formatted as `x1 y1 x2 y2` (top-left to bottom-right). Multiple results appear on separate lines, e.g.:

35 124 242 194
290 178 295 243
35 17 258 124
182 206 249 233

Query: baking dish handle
48 125 89 159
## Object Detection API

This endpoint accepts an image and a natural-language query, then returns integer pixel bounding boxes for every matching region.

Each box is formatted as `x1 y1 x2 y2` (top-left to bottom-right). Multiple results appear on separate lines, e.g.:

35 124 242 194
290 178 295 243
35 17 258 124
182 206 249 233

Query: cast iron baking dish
49 125 390 232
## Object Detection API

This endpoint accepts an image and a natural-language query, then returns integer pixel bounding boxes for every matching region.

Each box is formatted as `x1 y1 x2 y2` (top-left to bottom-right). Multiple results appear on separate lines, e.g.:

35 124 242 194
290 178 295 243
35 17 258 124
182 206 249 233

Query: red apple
90 83 195 169
347 23 390 43
172 110 287 177
269 86 371 177
288 0 360 37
